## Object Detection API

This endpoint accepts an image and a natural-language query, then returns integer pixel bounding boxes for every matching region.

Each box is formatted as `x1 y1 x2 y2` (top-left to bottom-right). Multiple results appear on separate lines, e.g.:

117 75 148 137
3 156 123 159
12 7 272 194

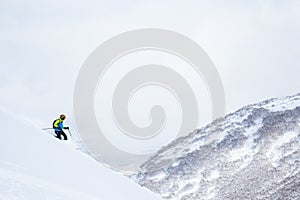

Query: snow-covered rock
134 94 300 200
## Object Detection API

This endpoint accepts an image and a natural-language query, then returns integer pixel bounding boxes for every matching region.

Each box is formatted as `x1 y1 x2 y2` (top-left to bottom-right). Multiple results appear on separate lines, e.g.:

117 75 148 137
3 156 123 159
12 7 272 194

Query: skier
53 114 69 140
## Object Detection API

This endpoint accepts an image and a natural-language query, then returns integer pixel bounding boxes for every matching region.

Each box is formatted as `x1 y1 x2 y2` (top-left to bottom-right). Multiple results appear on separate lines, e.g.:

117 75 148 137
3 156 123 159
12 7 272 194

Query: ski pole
42 128 53 130
67 129 73 137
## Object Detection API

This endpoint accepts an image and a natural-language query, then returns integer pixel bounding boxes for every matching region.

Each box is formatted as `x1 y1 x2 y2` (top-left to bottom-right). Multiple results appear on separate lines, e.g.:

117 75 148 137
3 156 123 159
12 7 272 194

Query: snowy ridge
0 109 160 200
134 93 300 199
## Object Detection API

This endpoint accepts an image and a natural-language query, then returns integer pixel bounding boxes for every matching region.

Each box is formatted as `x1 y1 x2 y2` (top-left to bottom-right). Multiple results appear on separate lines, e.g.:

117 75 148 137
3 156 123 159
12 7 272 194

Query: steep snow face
134 94 300 200
0 109 160 200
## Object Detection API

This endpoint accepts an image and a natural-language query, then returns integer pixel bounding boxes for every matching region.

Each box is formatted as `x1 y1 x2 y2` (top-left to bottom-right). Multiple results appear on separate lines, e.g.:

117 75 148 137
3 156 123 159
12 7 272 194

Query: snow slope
134 94 300 199
0 109 160 200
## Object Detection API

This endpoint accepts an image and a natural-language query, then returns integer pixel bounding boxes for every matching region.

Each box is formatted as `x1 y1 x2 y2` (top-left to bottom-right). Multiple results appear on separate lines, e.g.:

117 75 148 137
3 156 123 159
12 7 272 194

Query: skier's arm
59 123 64 130
60 122 69 130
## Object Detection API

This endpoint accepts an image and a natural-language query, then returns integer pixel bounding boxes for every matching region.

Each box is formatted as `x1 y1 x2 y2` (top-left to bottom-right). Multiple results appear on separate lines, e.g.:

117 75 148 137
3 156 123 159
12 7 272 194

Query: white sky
1 0 300 133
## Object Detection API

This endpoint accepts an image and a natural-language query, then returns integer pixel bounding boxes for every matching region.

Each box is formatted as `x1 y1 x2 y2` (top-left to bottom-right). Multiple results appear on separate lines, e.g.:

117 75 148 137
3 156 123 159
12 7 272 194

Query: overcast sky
1 0 300 142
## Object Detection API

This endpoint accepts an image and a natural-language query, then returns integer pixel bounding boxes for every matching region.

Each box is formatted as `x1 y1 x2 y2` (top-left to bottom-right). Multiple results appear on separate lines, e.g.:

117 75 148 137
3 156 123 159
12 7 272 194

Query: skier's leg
61 131 68 140
55 131 62 140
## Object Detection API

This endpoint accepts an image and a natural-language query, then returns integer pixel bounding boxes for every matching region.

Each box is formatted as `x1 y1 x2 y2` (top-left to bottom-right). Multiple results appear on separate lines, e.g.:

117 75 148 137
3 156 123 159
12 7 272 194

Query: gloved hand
64 127 69 130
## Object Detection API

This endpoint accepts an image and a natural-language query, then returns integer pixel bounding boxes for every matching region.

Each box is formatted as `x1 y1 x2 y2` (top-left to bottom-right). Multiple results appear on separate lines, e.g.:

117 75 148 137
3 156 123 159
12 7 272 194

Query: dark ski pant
55 130 68 140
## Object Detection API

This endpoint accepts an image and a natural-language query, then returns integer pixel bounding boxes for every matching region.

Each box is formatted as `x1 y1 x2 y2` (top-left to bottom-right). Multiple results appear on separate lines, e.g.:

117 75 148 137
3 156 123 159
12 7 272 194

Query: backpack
53 119 59 129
